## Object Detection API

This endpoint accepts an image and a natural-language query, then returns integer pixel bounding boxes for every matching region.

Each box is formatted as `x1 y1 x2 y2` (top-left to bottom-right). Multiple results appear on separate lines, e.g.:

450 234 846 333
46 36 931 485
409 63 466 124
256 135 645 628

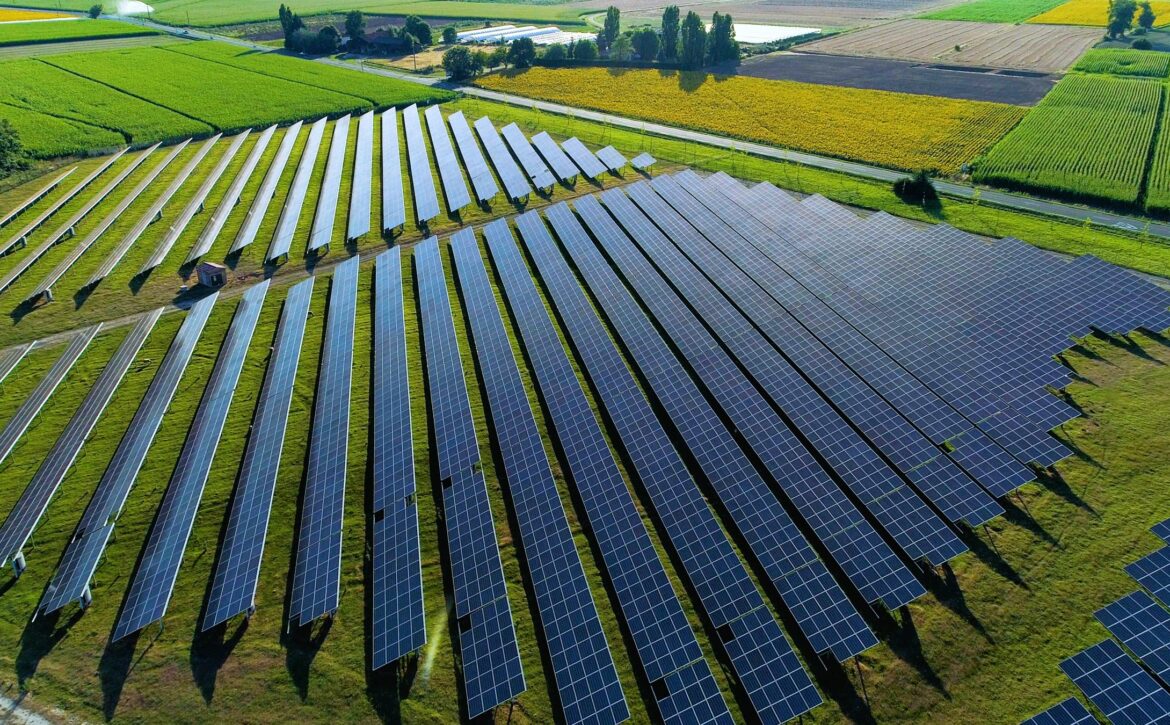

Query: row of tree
1107 0 1157 39
599 6 739 68
279 6 439 54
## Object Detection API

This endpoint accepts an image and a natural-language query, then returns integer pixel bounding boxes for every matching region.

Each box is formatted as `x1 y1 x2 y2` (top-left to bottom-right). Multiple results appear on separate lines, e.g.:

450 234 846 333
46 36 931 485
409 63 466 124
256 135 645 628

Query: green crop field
921 0 1066 22
0 102 123 158
1074 48 1170 77
0 18 157 47
974 74 1163 206
1144 97 1170 214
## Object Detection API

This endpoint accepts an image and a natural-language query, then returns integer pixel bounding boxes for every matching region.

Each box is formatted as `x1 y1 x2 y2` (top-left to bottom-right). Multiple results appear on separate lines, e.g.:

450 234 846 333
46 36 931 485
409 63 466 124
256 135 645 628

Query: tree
488 45 508 69
507 36 537 68
574 38 599 61
472 49 489 70
443 45 482 80
893 170 938 206
679 10 706 69
88 4 102 19
611 33 633 61
1139 1 1157 30
602 6 621 50
659 5 679 60
279 4 306 49
404 15 433 46
0 120 26 180
1108 0 1138 38
543 43 568 61
706 12 738 65
442 25 458 44
1134 36 1154 48
631 27 659 60
316 25 341 53
345 10 365 48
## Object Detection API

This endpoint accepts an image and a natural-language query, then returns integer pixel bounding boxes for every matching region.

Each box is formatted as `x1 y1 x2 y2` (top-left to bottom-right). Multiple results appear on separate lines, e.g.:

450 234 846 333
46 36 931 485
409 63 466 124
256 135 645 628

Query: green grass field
920 0 1067 23
1074 48 1170 77
0 102 124 158
0 18 157 47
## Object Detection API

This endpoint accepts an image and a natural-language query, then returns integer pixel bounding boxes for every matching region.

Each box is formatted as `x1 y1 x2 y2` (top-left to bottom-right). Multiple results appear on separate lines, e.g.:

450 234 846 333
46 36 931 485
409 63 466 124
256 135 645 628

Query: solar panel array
0 167 74 231
403 105 440 225
447 111 498 203
1021 698 1096 725
1061 638 1170 723
451 228 628 724
0 309 159 570
188 124 276 263
232 121 301 255
40 293 217 614
307 115 351 254
595 145 627 172
290 257 359 626
499 123 555 190
631 152 656 171
414 237 525 717
204 276 315 630
347 111 374 242
2 162 108 256
1155 519 1170 543
561 137 607 179
0 343 30 384
268 118 326 262
474 116 531 201
424 105 471 213
1096 590 1170 685
380 109 406 233
114 282 267 641
1128 546 1170 610
530 131 579 183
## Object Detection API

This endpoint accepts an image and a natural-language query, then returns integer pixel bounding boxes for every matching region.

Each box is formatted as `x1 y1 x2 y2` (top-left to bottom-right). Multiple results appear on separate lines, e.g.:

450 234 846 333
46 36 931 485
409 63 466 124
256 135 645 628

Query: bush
893 170 939 205
88 4 102 18
1133 37 1154 50
442 45 482 80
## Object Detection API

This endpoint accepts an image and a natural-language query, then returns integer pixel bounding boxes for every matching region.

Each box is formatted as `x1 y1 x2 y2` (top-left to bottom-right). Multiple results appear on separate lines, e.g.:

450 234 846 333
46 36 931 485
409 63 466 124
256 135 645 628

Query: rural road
111 17 1170 242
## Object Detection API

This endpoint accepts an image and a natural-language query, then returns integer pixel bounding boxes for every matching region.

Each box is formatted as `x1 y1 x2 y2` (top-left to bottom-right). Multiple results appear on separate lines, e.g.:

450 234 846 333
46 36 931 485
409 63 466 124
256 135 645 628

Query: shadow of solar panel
267 118 326 262
424 106 471 213
0 309 159 570
290 257 359 626
307 115 350 254
1021 697 1095 725
500 123 555 190
346 111 373 243
203 276 314 630
38 294 218 615
380 109 406 233
1061 638 1170 724
448 111 498 203
561 137 606 179
371 248 424 668
189 125 276 263
474 116 530 202
231 122 300 255
113 282 267 641
530 132 579 183
1096 591 1170 686
403 105 440 225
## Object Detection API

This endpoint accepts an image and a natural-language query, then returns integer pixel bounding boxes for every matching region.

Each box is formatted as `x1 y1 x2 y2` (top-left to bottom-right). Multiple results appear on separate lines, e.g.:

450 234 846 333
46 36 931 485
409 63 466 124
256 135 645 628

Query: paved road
112 17 1170 242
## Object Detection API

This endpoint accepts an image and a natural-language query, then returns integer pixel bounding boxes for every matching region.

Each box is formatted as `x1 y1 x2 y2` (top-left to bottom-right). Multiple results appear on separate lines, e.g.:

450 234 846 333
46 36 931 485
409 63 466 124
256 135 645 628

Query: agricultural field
0 103 124 158
1030 0 1170 26
974 74 1162 205
477 67 1025 173
921 0 1066 23
0 18 157 47
801 19 1102 72
1074 48 1170 77
0 9 72 21
1143 99 1170 214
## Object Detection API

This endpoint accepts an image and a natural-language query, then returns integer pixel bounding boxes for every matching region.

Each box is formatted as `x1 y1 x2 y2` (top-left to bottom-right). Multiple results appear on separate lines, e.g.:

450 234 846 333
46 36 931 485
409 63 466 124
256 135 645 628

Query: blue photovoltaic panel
347 111 373 242
530 132 579 183
631 152 656 171
561 137 607 179
203 276 315 630
188 124 276 263
113 283 267 641
307 115 351 253
596 145 627 173
1021 698 1096 725
451 229 628 725
267 118 326 262
1096 590 1170 685
414 237 524 717
38 294 218 615
499 123 555 190
0 325 98 469
371 247 425 668
0 167 74 232
474 116 530 202
1127 546 1170 607
0 309 159 569
0 343 31 384
1061 638 1170 724
290 256 359 626
447 111 498 203
381 109 406 232
423 105 471 213
516 209 826 721
231 122 301 254
403 105 440 225
1 154 119 260
1153 519 1170 543
484 218 731 723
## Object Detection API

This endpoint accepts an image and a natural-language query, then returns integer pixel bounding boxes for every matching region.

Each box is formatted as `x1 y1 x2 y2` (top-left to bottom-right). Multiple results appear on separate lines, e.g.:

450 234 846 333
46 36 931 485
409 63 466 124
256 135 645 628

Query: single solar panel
0 167 74 231
381 109 406 233
290 256 359 626
188 124 277 263
113 282 267 641
307 115 351 254
1154 520 1170 543
531 131 579 183
447 111 498 203
0 343 31 384
596 145 627 172
1061 638 1170 724
403 105 440 225
231 121 302 254
38 293 218 615
631 152 656 171
346 110 373 242
89 135 221 286
0 309 159 571
143 131 250 272
0 325 98 469
1096 590 1170 685
203 276 315 630
267 118 326 262
499 123 555 190
1021 698 1095 725
371 247 424 668
474 117 530 201
423 105 471 213
561 137 606 179
2 160 116 256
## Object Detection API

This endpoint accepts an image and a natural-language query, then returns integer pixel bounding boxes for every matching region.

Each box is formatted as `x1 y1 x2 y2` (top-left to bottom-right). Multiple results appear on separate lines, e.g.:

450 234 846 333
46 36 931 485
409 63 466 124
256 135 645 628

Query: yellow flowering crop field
1029 0 1170 26
477 67 1026 174
0 9 73 22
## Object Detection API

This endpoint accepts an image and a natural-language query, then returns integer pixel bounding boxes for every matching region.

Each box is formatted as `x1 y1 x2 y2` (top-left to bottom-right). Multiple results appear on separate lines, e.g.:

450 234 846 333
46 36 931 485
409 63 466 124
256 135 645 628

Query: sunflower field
1029 0 1170 26
477 68 1026 174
